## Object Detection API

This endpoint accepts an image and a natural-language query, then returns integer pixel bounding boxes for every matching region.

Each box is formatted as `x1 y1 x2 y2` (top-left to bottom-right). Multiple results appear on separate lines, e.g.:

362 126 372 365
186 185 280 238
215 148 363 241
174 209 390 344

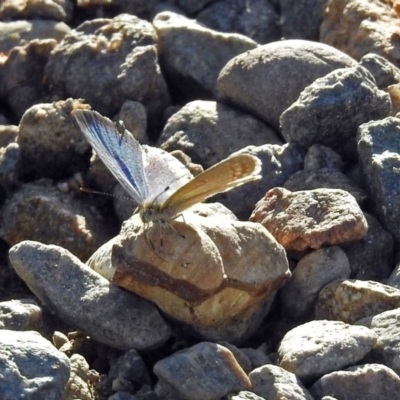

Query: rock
357 308 400 376
386 260 400 289
357 116 400 242
1 39 57 119
321 0 400 65
0 125 18 148
17 99 91 180
171 0 216 15
283 168 367 205
44 14 170 132
281 246 351 320
114 100 148 142
249 364 313 400
280 65 392 160
153 11 257 99
0 298 42 330
63 354 99 400
108 349 151 392
227 392 265 400
359 53 400 89
153 342 251 400
0 20 70 53
341 212 394 281
310 363 400 400
91 203 290 343
0 329 71 400
159 100 282 168
279 0 328 41
0 0 73 21
303 144 344 171
315 279 400 324
250 187 368 251
0 180 114 261
197 0 281 44
217 40 357 131
8 240 171 350
278 320 377 382
0 142 20 194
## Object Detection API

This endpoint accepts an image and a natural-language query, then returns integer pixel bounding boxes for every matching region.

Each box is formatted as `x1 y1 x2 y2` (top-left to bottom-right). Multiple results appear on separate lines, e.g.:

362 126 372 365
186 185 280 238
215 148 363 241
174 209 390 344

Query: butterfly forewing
161 154 262 216
75 110 149 204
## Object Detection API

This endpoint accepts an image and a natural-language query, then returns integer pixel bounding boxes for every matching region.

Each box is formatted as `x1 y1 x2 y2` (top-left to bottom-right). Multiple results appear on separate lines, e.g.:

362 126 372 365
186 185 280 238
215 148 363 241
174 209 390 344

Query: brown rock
315 279 400 324
321 0 400 64
250 187 368 251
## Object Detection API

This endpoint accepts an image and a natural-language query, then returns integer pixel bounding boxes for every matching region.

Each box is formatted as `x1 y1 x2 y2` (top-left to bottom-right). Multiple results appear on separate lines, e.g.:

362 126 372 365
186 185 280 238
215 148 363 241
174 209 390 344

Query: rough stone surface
278 320 377 382
281 246 351 320
153 342 251 400
249 364 314 400
0 180 114 262
250 187 368 251
357 116 400 242
153 11 257 99
303 144 344 171
0 329 71 400
217 40 357 131
159 100 282 168
0 298 42 330
315 279 400 324
197 0 281 44
280 65 392 160
321 0 400 65
8 241 171 350
45 14 170 132
310 363 400 400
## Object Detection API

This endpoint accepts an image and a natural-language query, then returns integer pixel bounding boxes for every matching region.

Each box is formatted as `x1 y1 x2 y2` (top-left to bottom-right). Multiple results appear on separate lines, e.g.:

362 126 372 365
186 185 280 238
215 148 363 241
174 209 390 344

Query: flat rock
250 187 368 251
8 240 171 350
278 320 377 382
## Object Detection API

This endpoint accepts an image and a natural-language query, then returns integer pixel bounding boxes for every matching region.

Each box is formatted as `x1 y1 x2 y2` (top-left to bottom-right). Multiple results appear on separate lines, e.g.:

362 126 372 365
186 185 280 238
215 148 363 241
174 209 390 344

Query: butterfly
74 110 262 224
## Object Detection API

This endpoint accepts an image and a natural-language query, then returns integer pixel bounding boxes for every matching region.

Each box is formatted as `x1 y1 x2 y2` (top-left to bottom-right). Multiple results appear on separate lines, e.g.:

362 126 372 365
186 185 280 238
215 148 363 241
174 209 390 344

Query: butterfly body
74 110 262 224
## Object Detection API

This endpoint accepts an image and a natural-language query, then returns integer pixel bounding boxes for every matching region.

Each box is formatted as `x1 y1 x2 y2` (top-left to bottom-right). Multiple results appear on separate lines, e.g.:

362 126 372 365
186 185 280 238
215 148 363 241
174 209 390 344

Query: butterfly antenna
80 186 134 203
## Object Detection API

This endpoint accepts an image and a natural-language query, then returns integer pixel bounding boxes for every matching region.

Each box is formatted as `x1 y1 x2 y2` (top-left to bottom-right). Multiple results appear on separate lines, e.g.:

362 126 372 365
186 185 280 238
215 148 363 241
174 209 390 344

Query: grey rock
159 100 282 168
239 345 272 371
315 279 400 324
153 11 257 99
154 342 251 400
0 180 114 261
227 391 266 400
357 116 400 242
17 99 90 180
0 329 70 400
310 363 400 400
173 0 216 15
109 349 151 391
360 53 400 89
218 40 357 131
0 124 18 148
304 144 344 172
1 39 57 119
387 259 400 289
0 0 73 21
280 65 392 160
8 240 171 350
357 308 400 375
283 168 367 204
45 14 170 132
281 247 351 320
115 101 148 142
197 0 281 44
278 320 377 382
0 298 42 330
249 364 313 400
0 20 70 53
341 212 394 281
214 142 305 219
0 143 20 194
279 0 328 40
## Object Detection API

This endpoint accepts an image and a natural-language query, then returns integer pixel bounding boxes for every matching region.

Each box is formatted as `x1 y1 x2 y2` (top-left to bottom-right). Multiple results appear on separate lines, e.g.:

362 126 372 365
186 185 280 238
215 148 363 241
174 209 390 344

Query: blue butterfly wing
75 110 148 204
